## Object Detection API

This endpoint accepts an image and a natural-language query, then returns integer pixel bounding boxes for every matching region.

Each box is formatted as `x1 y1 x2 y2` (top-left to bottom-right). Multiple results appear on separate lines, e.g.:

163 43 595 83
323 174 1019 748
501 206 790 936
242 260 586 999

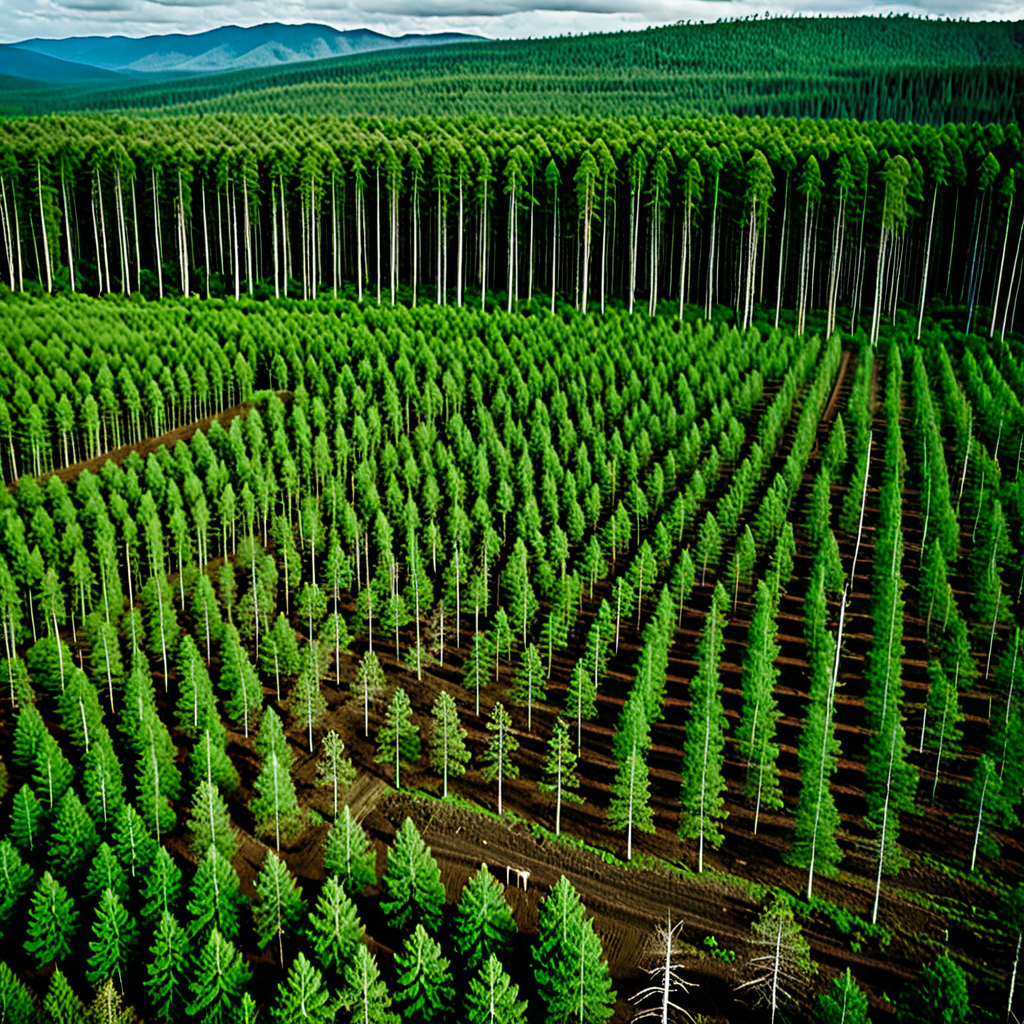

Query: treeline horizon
3 14 1021 124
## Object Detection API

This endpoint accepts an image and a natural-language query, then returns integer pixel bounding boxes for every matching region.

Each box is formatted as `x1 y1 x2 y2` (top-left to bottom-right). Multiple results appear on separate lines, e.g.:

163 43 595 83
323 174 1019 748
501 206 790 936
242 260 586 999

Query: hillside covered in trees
3 15 1023 123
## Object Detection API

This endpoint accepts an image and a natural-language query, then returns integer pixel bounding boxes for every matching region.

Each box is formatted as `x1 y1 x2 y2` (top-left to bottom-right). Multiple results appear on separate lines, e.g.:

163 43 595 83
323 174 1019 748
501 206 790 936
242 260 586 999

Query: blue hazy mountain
10 22 484 75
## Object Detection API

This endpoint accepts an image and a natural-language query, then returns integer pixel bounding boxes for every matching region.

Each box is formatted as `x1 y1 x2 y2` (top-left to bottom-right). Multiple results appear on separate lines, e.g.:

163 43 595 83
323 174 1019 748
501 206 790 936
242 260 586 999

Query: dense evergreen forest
1 114 1022 347
3 15 1022 123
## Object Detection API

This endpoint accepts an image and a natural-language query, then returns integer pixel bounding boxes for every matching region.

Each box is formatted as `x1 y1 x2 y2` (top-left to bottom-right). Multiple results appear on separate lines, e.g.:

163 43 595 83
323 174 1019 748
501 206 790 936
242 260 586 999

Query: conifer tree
339 946 398 1024
429 689 470 797
271 951 333 1024
48 787 99 881
394 923 453 1023
11 701 47 771
375 687 421 789
736 577 784 832
0 839 34 939
607 706 655 860
453 864 517 974
816 967 871 1024
289 643 327 753
464 630 493 715
175 633 214 734
381 817 445 935
539 716 581 834
466 955 528 1024
8 783 45 855
0 960 37 1024
481 701 519 815
260 612 302 701
43 968 84 1024
188 779 238 863
967 754 1005 870
533 876 615 1024
86 887 137 990
679 583 730 869
510 643 546 732
82 737 127 827
187 846 245 944
253 849 306 967
188 929 251 1024
84 843 130 904
354 648 386 735
31 729 73 811
787 568 843 894
111 802 157 881
25 871 77 967
140 846 183 930
87 978 137 1024
315 729 356 818
136 730 177 842
252 712 302 851
324 806 377 897
186 721 240 796
308 874 365 976
221 623 263 738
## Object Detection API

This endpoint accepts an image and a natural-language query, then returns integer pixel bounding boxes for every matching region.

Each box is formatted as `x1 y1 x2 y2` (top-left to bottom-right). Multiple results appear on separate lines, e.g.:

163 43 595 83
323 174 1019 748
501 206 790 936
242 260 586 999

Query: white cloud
1 0 1019 46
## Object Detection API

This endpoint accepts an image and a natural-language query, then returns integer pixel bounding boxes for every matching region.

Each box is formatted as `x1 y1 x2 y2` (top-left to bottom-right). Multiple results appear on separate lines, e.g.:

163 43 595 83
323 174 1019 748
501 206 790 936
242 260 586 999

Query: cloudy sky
1 0 1020 45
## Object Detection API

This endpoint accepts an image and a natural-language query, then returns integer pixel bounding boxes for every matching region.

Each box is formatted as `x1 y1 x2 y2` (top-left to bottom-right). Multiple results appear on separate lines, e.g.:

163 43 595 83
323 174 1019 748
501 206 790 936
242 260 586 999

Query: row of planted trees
1 114 1023 342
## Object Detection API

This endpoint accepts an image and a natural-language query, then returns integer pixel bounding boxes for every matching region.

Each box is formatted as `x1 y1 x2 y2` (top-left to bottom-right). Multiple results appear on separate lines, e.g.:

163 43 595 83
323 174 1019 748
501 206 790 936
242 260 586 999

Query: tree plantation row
1 294 1023 1018
1 114 1023 347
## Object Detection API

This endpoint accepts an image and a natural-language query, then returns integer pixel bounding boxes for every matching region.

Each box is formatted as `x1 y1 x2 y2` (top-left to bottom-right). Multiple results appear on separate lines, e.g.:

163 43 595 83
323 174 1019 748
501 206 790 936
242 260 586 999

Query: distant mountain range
6 23 484 79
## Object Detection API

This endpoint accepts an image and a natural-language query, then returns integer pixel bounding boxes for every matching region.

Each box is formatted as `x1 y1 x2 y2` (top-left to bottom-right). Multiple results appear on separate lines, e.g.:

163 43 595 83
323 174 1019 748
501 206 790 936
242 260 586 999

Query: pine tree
0 839 34 939
7 784 45 856
175 633 215 734
84 843 130 904
429 690 470 797
221 623 263 739
736 577 784 832
481 701 519 815
816 967 871 1024
393 923 453 1023
895 956 970 1024
111 802 157 881
464 631 493 716
787 569 843 894
375 687 421 790
289 645 327 753
314 730 355 819
271 952 333 1024
25 871 77 966
607 706 655 860
539 716 581 834
187 846 245 944
252 718 302 851
0 960 37 1024
85 977 136 1023
465 955 528 1024
510 643 546 732
140 846 184 931
966 754 1005 870
453 864 517 975
252 849 306 967
43 968 84 1024
48 787 99 881
145 911 189 1022
86 887 137 990
135 730 177 843
31 728 73 811
260 612 302 700
679 583 730 870
324 806 377 897
82 737 127 827
564 658 597 748
381 817 445 935
188 779 239 863
308 874 364 977
354 648 386 735
187 929 251 1024
339 946 398 1024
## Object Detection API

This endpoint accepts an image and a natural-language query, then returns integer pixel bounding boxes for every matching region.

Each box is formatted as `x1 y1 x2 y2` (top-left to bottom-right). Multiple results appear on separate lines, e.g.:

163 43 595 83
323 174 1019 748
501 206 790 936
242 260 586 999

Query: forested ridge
2 113 1023 348
4 15 1022 123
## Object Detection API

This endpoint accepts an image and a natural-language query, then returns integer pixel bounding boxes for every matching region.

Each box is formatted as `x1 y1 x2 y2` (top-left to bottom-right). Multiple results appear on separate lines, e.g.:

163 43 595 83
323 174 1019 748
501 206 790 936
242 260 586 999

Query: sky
1 0 1021 45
